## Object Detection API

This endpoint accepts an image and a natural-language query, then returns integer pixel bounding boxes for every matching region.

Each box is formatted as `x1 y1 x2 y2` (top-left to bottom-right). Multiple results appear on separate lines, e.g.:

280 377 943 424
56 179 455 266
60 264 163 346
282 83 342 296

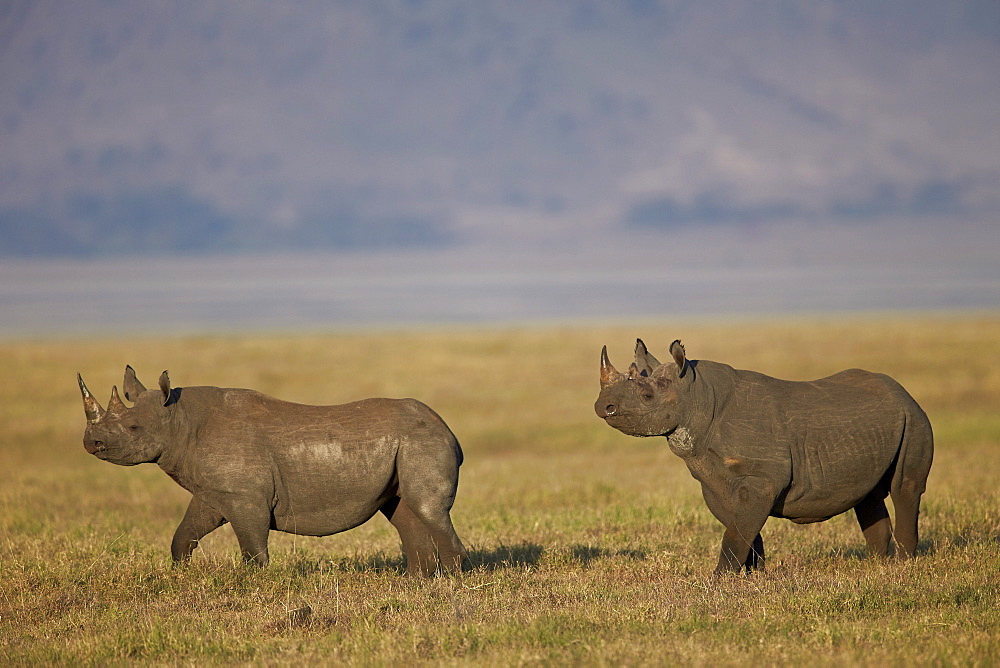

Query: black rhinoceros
595 339 933 575
78 366 467 575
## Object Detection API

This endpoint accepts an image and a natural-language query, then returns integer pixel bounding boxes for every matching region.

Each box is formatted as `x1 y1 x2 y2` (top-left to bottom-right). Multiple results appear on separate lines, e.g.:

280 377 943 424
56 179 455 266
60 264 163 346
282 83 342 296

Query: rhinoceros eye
640 389 655 402
128 424 141 433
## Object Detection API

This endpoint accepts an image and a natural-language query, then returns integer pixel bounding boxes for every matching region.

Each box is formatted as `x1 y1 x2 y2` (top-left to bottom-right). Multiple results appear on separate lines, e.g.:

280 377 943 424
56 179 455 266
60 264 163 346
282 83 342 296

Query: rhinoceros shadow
274 551 407 575
468 542 544 571
468 542 647 570
283 541 649 575
341 541 548 573
825 537 937 561
568 545 647 566
291 542 546 575
911 534 999 556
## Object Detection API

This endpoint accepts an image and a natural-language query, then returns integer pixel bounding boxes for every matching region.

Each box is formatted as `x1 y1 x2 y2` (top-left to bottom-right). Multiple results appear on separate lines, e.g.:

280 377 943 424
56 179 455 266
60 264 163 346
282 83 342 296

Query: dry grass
1 313 999 664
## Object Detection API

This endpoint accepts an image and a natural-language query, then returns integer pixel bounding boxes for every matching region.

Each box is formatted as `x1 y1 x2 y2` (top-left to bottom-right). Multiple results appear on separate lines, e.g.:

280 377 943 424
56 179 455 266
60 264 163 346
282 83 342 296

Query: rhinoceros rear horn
158 370 172 406
600 346 625 388
108 385 127 414
77 373 106 424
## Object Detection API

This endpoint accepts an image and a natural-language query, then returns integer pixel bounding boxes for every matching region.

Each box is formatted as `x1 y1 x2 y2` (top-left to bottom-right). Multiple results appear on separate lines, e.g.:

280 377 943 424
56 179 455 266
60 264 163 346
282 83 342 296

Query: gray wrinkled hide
595 339 933 575
78 366 467 575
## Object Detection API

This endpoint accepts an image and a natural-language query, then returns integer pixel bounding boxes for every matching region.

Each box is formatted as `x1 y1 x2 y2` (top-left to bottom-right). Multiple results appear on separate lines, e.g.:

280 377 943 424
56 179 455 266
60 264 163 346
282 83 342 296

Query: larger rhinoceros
595 339 933 575
77 366 468 575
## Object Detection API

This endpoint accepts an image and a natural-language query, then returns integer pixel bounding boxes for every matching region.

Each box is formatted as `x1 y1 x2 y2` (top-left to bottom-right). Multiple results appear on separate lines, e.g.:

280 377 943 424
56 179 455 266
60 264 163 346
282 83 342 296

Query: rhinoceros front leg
715 479 775 576
701 484 765 573
220 498 272 567
172 495 227 563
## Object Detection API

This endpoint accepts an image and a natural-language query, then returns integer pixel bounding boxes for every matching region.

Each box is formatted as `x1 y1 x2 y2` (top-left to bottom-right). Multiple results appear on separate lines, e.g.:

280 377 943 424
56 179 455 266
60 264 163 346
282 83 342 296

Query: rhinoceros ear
123 365 146 402
158 370 172 406
670 340 688 378
600 346 625 388
634 338 661 376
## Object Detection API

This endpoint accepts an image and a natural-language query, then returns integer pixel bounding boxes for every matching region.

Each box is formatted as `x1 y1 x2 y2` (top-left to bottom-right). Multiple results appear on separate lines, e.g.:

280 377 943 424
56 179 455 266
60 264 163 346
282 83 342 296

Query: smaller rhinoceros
77 366 468 575
595 339 933 575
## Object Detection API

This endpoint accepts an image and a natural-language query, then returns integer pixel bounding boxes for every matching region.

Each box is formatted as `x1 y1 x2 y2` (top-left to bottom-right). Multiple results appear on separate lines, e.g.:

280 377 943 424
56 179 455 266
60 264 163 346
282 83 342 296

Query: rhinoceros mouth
601 413 624 426
602 416 647 436
603 414 673 438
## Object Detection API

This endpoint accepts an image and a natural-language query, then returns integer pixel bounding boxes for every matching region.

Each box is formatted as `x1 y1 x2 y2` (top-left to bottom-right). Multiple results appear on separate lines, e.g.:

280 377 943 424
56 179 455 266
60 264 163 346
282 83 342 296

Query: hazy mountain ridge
1 1 997 257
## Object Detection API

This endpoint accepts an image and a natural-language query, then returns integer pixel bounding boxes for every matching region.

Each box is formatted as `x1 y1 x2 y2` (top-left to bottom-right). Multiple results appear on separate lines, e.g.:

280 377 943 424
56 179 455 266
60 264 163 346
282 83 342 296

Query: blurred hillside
2 1 997 258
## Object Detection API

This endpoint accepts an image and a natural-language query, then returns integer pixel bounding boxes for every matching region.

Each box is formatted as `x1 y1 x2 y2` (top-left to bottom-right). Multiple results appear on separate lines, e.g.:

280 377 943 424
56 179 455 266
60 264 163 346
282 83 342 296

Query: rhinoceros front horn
600 346 625 388
77 373 106 424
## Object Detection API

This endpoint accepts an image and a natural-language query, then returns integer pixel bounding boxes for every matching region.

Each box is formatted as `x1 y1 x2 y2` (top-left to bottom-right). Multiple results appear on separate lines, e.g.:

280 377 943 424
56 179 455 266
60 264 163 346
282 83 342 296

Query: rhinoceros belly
774 408 901 520
269 434 400 536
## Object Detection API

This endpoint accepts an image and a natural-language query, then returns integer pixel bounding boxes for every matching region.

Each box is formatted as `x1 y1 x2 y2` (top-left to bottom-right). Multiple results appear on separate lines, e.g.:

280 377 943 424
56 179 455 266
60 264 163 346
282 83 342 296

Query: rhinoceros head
594 339 691 437
77 366 173 466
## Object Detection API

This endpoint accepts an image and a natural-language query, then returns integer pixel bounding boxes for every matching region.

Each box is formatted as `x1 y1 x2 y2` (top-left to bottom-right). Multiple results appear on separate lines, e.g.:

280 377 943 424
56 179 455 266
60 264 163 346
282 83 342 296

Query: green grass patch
2 314 999 664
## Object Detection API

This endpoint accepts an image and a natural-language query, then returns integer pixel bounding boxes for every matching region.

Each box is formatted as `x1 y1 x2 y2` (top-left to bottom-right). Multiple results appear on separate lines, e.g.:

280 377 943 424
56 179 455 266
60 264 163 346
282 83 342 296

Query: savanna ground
1 313 998 665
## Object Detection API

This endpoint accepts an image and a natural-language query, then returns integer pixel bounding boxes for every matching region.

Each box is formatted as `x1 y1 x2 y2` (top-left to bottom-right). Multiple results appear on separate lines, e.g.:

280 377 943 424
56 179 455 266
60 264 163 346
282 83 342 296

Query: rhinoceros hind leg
381 496 440 576
890 480 925 559
383 495 467 575
408 502 468 575
171 496 227 563
889 418 933 559
855 491 893 558
393 437 468 575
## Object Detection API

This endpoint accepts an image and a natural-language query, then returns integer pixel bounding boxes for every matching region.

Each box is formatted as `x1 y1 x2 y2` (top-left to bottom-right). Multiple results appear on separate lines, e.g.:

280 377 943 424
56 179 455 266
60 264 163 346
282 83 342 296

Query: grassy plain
1 313 999 665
